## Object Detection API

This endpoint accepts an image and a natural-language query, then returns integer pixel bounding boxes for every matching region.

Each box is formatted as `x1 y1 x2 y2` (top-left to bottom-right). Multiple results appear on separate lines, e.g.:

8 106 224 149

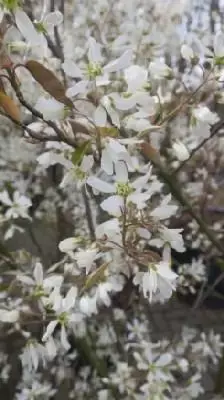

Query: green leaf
71 141 90 166
214 56 224 66
98 126 119 138
84 262 109 291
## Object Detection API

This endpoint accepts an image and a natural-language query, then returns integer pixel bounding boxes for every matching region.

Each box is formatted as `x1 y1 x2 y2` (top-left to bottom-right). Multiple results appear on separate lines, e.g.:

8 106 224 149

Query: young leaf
25 60 73 108
98 126 118 138
84 262 109 291
71 140 91 166
0 92 20 121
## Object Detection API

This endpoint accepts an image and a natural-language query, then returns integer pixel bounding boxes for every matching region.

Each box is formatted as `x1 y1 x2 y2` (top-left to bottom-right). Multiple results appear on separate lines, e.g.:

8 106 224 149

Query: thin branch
173 119 224 175
81 186 96 241
142 144 224 257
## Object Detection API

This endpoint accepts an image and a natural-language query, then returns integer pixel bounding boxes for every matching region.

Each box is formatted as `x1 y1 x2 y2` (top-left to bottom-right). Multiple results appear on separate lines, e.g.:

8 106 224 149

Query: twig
81 186 96 241
173 118 224 175
142 145 224 257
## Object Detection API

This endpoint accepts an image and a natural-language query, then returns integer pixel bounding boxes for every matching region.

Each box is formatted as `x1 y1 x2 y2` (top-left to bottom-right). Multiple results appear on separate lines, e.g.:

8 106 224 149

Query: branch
173 118 224 175
141 143 224 257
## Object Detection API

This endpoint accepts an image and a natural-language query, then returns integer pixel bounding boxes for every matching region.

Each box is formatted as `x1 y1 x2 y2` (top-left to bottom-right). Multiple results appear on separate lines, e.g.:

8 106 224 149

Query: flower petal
100 195 123 216
87 176 115 193
15 9 41 45
103 49 132 73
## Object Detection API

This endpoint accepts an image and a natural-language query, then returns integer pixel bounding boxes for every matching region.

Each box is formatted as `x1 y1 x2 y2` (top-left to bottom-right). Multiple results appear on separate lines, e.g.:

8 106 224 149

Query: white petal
115 161 128 183
35 97 64 120
101 149 114 175
112 94 137 111
42 320 58 341
62 60 83 78
63 287 77 311
87 176 115 193
132 170 151 190
0 190 12 206
103 49 132 73
60 325 71 350
124 65 148 92
43 275 63 289
59 237 77 253
100 195 123 216
15 9 41 45
17 275 34 285
66 80 88 97
157 262 178 281
33 262 43 285
181 44 194 61
94 105 107 126
214 31 224 58
88 37 103 63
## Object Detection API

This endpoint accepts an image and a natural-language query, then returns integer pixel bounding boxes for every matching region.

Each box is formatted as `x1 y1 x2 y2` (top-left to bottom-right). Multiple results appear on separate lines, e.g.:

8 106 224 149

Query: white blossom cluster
0 0 223 398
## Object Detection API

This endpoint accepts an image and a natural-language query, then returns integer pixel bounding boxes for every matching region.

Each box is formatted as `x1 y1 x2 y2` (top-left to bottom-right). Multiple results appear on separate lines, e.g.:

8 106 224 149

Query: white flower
150 227 185 252
94 275 124 307
127 319 148 340
87 161 152 216
63 37 132 97
172 140 190 161
192 106 219 125
134 246 177 302
95 218 122 246
105 66 155 113
101 138 134 175
20 340 47 371
75 248 100 274
0 190 31 220
42 287 82 350
17 262 63 297
60 155 94 189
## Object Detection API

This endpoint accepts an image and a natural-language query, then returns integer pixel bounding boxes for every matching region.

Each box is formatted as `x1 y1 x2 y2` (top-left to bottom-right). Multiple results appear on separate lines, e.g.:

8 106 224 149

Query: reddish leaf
0 91 20 122
25 60 73 108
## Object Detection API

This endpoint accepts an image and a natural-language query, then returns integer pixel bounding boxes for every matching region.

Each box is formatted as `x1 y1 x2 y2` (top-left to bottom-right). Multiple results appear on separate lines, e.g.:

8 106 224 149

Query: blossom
87 161 152 216
17 262 63 301
74 247 100 274
100 138 134 175
192 106 219 125
60 155 94 189
133 246 178 302
42 287 83 350
20 340 47 371
0 190 31 220
63 37 132 97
